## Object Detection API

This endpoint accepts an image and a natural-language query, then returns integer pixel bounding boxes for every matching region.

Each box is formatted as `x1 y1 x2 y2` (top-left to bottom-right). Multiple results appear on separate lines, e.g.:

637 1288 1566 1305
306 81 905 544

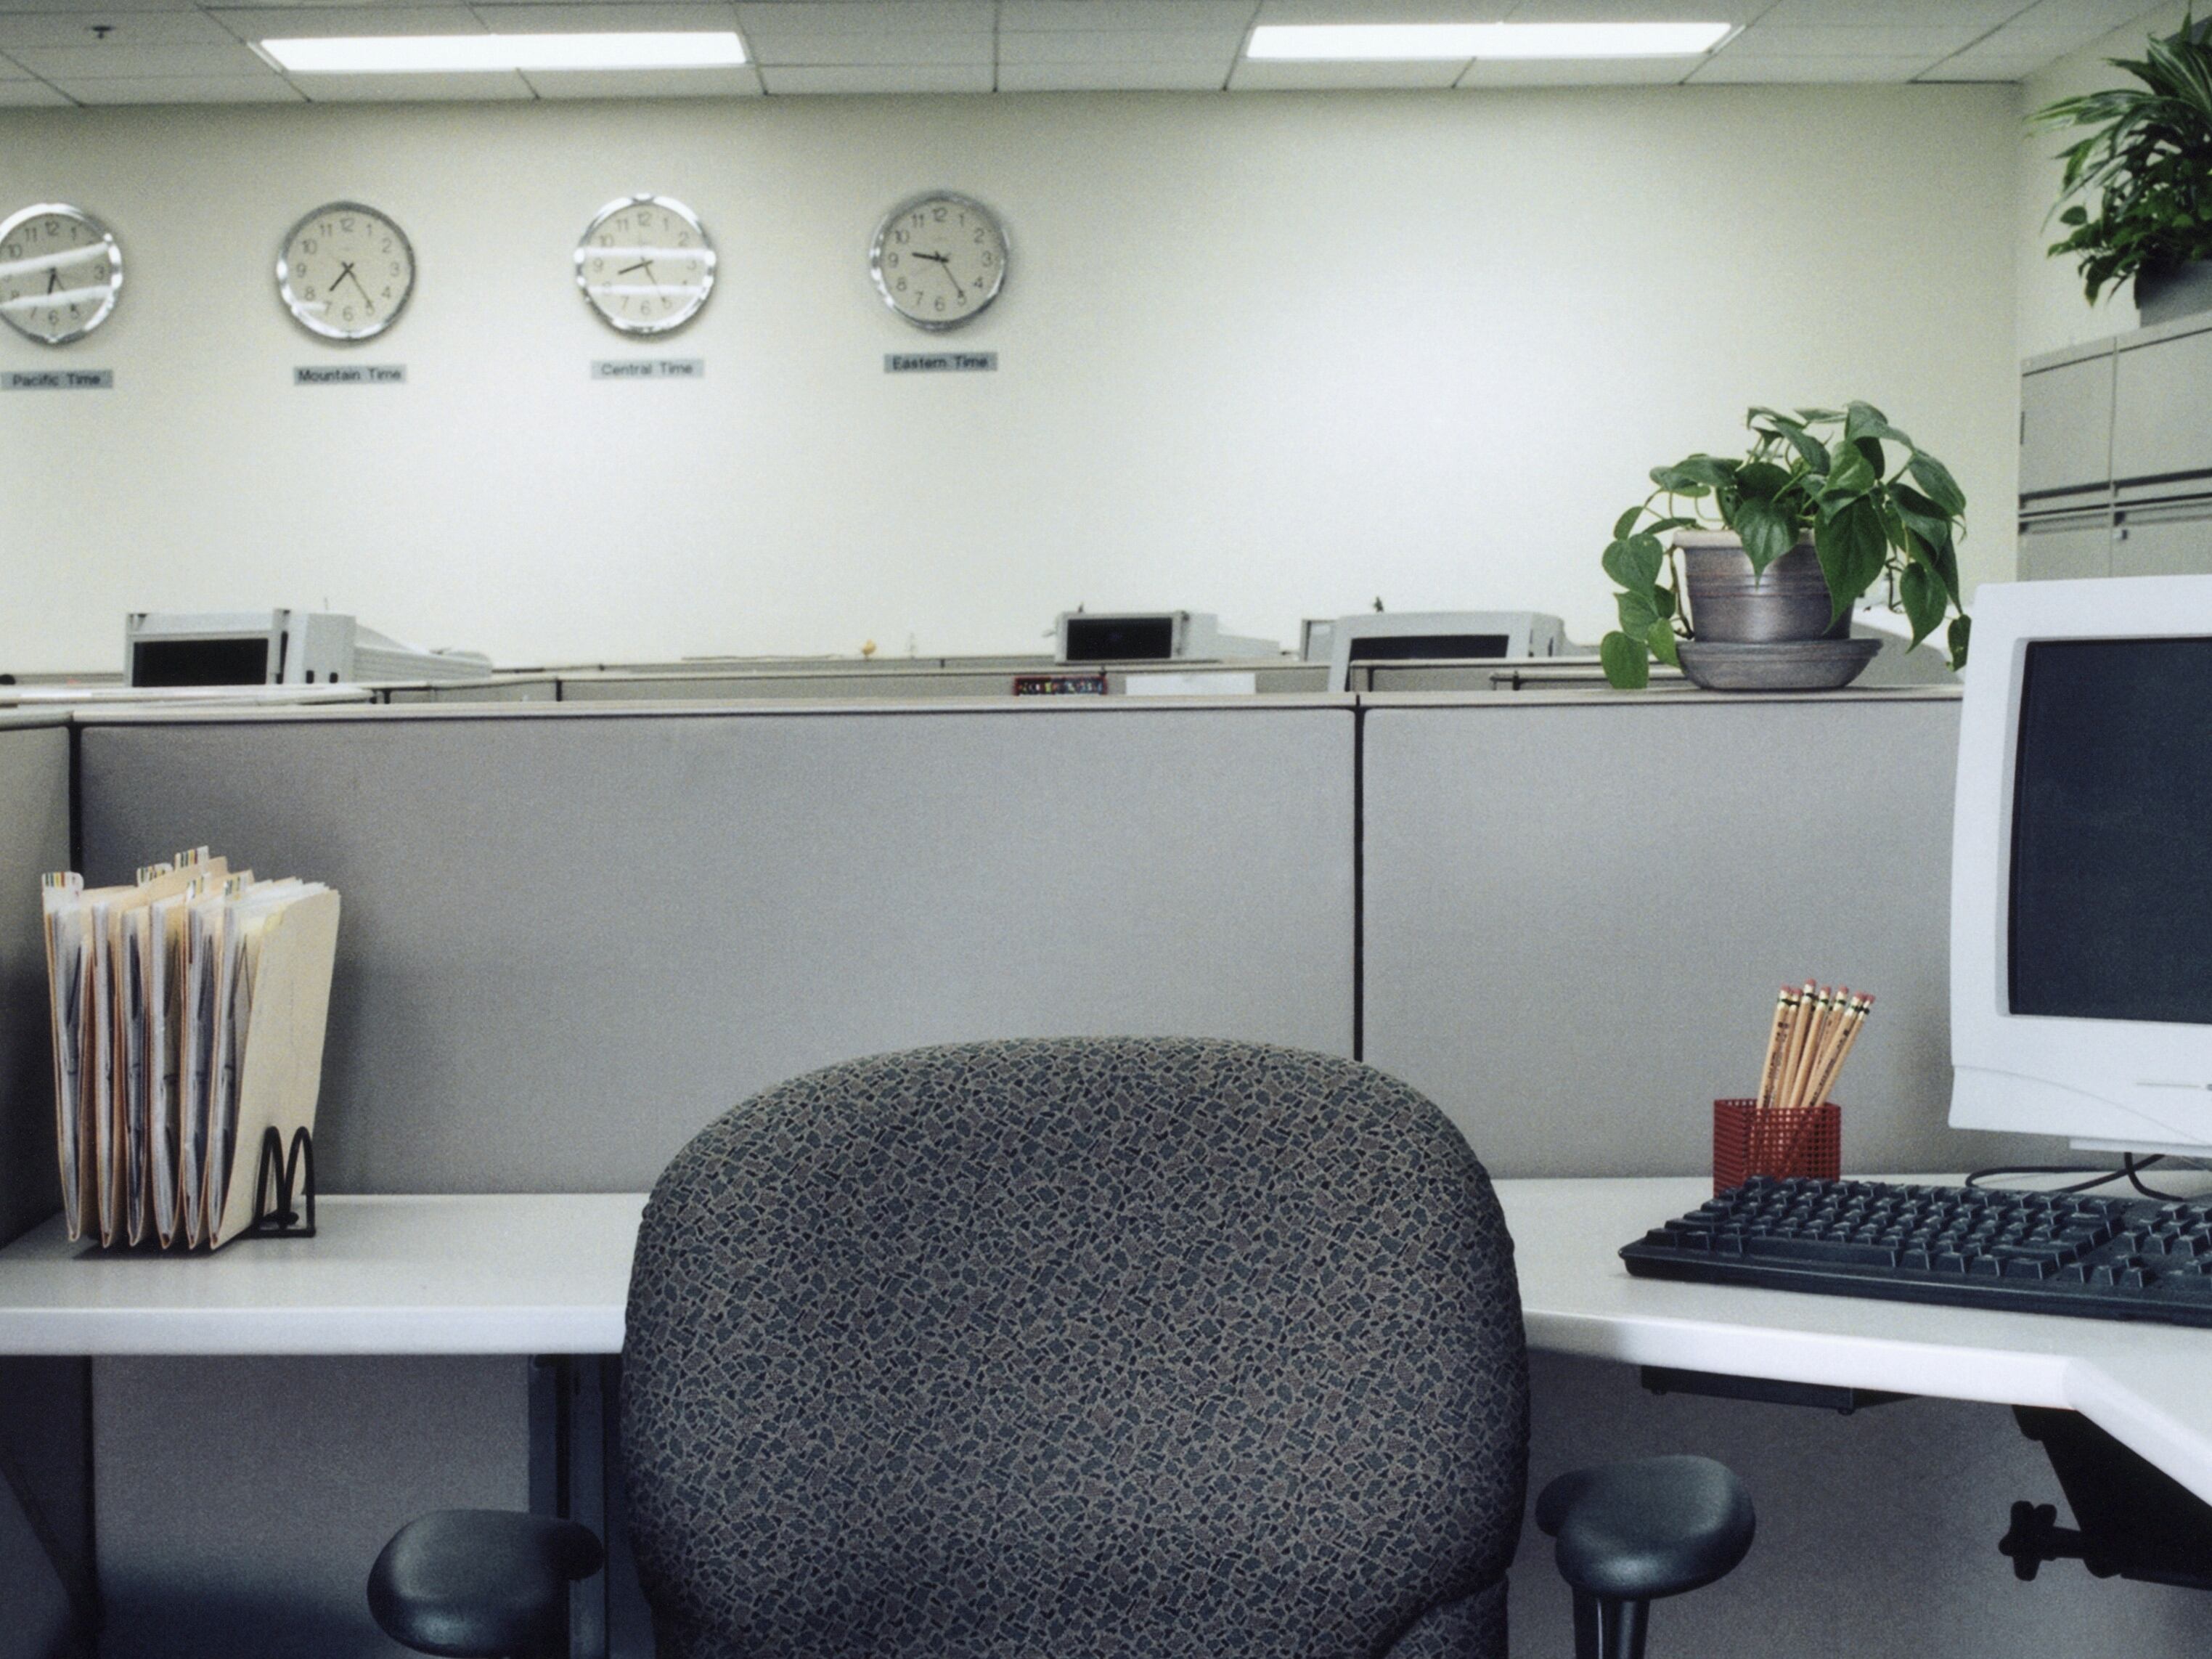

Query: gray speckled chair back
623 1038 1530 1659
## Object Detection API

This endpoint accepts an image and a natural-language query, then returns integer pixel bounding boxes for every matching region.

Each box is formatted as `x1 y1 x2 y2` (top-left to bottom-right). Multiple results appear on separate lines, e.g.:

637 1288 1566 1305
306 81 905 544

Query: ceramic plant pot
2135 258 2212 328
1675 531 1843 645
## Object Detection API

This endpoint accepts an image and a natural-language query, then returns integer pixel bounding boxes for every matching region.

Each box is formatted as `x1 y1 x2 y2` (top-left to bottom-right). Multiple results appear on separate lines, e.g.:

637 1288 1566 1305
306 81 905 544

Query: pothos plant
1599 403 1971 690
2034 15 2212 305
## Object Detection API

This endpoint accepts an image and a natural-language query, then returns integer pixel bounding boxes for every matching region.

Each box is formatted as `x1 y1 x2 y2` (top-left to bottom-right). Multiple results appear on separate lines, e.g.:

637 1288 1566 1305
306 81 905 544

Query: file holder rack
245 1125 317 1239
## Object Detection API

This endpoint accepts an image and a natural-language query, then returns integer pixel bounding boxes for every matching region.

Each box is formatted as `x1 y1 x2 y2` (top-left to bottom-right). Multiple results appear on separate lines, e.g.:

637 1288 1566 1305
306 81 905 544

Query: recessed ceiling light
1244 22 1734 61
259 32 748 74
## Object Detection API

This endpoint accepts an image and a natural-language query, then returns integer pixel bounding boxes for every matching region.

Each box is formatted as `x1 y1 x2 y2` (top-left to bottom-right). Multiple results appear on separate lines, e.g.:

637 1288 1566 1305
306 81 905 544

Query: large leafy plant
1599 404 1970 690
2036 16 2212 304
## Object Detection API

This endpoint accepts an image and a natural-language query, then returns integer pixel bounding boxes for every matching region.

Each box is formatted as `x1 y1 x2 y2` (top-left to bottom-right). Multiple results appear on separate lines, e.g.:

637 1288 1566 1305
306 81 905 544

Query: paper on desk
39 873 90 1241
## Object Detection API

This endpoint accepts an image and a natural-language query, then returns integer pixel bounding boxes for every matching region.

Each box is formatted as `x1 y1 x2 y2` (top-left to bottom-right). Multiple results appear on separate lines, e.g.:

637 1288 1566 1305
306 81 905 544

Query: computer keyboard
1621 1177 2212 1329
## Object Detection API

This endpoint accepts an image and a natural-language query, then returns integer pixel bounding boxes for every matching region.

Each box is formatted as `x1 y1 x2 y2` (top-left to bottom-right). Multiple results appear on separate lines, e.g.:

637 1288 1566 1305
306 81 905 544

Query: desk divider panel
78 701 1356 1195
1360 691 2050 1178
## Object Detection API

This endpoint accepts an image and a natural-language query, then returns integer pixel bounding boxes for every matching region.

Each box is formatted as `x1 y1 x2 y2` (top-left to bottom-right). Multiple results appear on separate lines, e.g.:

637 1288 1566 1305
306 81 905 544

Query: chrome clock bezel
275 200 417 343
0 202 123 347
574 194 717 338
869 190 1008 333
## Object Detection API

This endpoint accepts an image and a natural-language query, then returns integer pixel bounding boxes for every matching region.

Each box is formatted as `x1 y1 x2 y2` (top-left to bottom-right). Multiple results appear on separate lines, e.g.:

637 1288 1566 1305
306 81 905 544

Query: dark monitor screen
1347 633 1511 663
1063 616 1176 662
131 636 270 688
2009 637 2212 1025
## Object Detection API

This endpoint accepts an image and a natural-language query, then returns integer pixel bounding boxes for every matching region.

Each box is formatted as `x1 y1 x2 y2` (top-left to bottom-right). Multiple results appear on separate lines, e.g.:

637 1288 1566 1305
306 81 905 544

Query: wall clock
277 202 415 342
575 195 715 336
870 192 1007 332
0 203 123 346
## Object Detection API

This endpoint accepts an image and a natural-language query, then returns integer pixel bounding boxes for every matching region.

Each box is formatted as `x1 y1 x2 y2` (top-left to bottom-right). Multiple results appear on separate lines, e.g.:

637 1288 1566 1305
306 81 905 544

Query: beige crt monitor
1950 575 2212 1156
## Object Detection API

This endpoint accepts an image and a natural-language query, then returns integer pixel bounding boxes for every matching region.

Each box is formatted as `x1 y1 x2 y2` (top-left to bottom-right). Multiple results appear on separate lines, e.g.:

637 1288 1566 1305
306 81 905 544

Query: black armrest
1535 1454 1753 1603
368 1509 604 1658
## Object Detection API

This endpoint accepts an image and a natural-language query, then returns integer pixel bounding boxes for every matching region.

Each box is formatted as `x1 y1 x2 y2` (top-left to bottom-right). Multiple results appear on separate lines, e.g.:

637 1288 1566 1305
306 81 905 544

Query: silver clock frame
869 190 1008 333
0 202 123 347
574 194 717 338
275 200 416 343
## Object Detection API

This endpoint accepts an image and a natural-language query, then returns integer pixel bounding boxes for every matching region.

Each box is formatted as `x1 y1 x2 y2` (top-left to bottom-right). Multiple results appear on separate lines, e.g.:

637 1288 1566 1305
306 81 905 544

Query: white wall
2017 2 2189 359
0 86 2019 672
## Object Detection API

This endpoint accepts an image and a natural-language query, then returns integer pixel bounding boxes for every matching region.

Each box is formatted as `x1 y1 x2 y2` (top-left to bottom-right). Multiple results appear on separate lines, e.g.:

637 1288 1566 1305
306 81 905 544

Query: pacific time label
592 359 704 379
885 352 997 374
3 370 112 390
294 364 404 386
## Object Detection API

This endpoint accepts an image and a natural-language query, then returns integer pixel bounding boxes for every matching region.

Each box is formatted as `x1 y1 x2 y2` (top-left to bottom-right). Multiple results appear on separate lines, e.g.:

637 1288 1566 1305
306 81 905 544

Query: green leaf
1771 421 1832 474
1673 455 1739 492
1734 460 1791 501
1842 401 1891 442
1646 619 1681 669
1603 535 1663 596
1947 614 1972 672
1794 407 1844 425
1907 452 1967 516
1641 515 1698 538
1613 505 1646 541
1601 629 1651 690
1616 590 1662 636
1822 439 1879 502
1649 465 1712 499
1814 497 1887 621
1734 496 1797 576
1898 561 1948 651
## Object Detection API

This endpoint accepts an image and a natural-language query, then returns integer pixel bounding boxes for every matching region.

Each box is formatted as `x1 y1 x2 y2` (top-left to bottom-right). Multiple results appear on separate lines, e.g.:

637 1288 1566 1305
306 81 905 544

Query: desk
2 1180 2208 1508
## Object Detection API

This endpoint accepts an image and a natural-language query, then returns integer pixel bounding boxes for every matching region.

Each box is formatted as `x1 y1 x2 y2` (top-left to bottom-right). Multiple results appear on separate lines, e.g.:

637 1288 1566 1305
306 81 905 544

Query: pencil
1785 986 1844 1115
1780 984 1832 1117
1771 979 1817 1122
1755 985 1798 1114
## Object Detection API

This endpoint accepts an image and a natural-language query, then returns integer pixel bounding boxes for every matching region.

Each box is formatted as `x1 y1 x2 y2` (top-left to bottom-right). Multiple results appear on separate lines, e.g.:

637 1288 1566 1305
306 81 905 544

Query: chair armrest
1535 1454 1753 1603
368 1509 604 1658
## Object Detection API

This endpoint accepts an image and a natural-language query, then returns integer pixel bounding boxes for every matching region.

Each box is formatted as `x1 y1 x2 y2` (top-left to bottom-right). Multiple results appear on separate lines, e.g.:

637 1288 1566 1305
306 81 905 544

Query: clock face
870 192 1007 332
575 195 715 336
0 203 123 346
277 202 415 342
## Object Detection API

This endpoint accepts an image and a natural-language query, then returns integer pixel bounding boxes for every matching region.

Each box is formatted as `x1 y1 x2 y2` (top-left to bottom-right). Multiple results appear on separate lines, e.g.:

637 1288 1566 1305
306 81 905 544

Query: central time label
592 359 704 379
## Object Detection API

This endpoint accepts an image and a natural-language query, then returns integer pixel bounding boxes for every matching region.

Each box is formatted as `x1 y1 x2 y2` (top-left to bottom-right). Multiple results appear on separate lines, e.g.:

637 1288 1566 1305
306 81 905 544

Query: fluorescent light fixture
261 32 748 73
1245 22 1732 60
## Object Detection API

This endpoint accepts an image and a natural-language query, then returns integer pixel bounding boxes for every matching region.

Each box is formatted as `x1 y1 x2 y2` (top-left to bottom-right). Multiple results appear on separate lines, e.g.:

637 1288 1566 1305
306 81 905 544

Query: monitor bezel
1951 574 2212 1152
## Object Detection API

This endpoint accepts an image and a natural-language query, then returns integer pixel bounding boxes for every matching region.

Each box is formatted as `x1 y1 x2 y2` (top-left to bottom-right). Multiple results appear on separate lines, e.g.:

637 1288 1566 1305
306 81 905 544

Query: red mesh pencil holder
1713 1098 1841 1194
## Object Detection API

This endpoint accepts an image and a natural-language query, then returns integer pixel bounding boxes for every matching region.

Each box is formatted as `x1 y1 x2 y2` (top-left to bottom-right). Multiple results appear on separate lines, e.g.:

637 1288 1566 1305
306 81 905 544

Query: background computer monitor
1951 575 2212 1154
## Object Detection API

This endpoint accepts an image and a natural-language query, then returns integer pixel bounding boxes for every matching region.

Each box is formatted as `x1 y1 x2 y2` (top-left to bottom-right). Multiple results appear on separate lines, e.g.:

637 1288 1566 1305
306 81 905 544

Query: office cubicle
12 688 2195 1659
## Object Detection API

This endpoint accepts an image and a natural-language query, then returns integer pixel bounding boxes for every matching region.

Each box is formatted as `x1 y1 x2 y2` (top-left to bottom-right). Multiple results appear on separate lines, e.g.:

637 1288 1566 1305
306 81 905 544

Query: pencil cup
1713 1098 1840 1194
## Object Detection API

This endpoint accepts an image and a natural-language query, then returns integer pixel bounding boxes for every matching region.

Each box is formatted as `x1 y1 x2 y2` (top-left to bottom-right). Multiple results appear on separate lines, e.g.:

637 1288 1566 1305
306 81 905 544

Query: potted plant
2035 15 2212 325
1599 403 1970 690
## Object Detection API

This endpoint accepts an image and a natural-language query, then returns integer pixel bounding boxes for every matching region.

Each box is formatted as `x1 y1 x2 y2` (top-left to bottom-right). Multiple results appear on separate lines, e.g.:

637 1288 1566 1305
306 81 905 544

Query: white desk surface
1 1177 2207 1504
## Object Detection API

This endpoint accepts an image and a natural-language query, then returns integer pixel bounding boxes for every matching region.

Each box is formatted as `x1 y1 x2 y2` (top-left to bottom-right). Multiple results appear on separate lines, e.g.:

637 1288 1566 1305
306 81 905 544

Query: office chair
370 1038 1752 1659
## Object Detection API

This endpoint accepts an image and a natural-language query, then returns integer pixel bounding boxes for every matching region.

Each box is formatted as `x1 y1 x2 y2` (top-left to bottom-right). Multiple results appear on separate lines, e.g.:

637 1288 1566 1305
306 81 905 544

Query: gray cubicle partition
0 717 89 1659
1360 688 2044 1178
77 700 1357 1194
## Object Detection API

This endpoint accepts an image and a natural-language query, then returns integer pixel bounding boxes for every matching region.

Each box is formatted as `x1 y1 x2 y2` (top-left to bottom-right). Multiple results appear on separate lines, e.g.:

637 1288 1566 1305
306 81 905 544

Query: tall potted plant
2035 15 2212 325
1599 404 1970 690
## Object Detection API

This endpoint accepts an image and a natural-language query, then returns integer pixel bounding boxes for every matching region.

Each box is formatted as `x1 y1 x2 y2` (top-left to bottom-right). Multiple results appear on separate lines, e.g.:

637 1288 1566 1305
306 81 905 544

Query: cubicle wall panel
0 721 70 1247
1362 696 2046 1178
79 706 1354 1193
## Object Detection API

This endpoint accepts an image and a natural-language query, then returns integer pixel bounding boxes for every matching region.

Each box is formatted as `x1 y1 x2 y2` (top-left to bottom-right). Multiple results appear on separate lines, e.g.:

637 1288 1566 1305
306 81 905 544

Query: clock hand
45 267 60 294
915 252 963 296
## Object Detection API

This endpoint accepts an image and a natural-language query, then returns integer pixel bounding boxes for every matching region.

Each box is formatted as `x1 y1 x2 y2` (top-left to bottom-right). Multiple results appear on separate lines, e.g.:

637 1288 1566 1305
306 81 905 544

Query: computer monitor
1951 575 2212 1155
1322 611 1566 693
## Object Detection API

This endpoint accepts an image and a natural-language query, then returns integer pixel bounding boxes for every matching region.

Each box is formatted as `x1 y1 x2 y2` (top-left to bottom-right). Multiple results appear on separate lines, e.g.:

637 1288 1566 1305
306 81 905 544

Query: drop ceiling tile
523 61 759 92
295 66 530 94
54 69 304 96
1686 52 1938 81
478 3 736 30
1000 1 1253 30
759 61 992 90
0 75 69 99
1959 23 2137 57
1503 0 1763 20
998 28 1237 61
2005 0 2171 31
1229 55 1464 86
1719 23 1987 57
750 29 989 62
998 57 1227 86
1253 0 1506 25
1755 0 2028 23
213 5 484 38
735 1 991 38
9 37 266 71
1916 57 2042 78
0 10 234 46
0 0 203 15
1457 53 1695 83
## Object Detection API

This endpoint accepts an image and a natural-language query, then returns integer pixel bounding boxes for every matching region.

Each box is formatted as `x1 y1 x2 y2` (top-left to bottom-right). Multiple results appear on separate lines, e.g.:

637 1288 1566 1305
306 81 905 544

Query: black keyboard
1622 1177 2212 1329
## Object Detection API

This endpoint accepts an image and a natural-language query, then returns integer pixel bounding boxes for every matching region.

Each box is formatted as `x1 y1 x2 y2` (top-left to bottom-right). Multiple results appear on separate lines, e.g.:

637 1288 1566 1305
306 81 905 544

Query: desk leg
531 1356 609 1659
